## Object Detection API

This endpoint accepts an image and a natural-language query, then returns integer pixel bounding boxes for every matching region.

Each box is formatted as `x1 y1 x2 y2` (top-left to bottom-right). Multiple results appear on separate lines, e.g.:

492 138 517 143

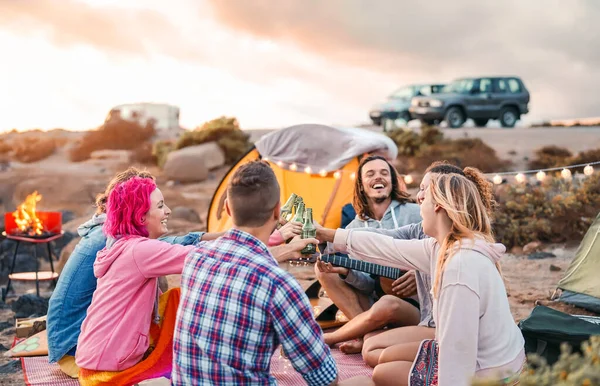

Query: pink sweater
76 237 196 371
333 229 525 386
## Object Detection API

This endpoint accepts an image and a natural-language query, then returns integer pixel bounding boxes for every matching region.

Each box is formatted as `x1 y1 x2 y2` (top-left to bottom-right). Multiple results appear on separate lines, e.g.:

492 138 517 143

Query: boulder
11 294 49 318
170 207 201 223
522 241 542 255
162 142 225 183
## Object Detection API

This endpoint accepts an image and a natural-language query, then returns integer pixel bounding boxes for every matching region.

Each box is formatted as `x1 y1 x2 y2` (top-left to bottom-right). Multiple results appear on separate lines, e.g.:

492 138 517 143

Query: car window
418 86 432 96
445 79 475 94
478 78 492 93
389 86 414 99
431 85 445 94
494 79 508 93
508 79 522 93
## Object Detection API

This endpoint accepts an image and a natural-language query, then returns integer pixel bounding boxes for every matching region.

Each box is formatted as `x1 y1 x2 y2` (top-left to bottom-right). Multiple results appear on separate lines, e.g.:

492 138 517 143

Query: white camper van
105 103 181 133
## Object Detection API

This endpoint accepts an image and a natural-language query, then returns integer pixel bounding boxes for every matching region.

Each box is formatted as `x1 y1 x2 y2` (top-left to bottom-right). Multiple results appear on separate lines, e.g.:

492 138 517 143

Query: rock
163 142 225 183
11 295 49 318
170 207 201 223
527 251 557 260
549 264 562 272
510 246 524 255
0 360 21 374
60 210 76 225
523 241 542 255
0 321 12 333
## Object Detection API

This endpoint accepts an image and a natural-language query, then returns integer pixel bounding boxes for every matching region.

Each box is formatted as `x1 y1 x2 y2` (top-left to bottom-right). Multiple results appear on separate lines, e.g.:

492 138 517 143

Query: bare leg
339 376 375 386
314 265 370 319
362 326 435 368
324 295 420 347
371 341 423 386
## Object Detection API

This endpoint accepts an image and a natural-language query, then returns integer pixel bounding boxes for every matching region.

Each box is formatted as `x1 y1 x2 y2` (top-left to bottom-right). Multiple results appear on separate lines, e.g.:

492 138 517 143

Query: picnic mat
20 346 372 385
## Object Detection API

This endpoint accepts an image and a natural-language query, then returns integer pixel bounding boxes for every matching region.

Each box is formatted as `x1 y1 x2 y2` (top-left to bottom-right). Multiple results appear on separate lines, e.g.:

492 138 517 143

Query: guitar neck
321 254 403 280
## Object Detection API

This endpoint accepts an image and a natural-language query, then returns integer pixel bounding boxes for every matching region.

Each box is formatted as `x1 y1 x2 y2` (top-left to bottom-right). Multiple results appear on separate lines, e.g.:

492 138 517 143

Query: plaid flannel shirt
172 229 338 385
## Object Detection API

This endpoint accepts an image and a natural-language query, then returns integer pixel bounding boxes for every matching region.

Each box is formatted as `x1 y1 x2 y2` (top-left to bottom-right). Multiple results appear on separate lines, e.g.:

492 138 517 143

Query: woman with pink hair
75 176 196 374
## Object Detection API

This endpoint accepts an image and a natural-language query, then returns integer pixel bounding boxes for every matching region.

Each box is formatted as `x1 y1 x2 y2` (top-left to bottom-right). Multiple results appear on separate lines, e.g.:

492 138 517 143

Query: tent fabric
557 212 600 311
207 125 397 233
254 124 398 172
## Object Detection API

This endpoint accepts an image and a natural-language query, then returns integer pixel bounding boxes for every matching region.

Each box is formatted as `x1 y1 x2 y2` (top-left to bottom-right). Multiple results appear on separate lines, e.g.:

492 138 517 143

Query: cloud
0 0 200 60
207 0 600 120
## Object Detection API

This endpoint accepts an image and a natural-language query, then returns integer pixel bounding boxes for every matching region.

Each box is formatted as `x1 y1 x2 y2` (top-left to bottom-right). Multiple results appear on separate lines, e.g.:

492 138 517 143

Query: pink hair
103 176 157 238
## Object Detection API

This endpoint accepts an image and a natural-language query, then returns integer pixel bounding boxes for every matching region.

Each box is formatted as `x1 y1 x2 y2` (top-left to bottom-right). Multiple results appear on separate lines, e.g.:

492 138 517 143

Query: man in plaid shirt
172 161 339 385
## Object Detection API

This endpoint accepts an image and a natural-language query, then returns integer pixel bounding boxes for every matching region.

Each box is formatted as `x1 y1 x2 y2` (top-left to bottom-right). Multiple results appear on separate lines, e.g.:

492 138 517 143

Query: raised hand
279 221 302 240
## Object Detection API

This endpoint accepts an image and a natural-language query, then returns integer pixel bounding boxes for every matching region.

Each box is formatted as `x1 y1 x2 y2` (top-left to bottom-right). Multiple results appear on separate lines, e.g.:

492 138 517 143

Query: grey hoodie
334 230 525 386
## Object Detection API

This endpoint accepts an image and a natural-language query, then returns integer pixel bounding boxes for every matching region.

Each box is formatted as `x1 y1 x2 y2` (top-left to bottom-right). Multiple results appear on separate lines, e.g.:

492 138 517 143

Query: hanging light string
261 156 598 184
483 160 600 176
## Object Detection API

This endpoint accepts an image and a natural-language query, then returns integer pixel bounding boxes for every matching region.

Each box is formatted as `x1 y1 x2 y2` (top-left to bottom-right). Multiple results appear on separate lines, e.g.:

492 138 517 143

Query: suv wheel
473 118 489 127
500 107 518 128
445 107 465 128
398 111 411 123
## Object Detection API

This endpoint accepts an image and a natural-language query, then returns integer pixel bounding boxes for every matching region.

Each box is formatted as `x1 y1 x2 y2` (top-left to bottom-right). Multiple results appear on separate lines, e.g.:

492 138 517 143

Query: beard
373 196 390 204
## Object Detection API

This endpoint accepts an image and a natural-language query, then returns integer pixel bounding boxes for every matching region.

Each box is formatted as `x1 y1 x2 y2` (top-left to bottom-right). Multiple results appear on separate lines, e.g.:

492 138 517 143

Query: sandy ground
0 125 599 384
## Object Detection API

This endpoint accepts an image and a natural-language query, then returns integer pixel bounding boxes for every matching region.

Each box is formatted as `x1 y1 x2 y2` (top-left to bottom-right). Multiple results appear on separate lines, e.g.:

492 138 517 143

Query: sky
0 0 598 131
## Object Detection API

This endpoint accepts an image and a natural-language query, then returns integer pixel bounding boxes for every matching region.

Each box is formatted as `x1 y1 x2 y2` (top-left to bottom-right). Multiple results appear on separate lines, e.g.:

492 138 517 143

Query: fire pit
2 191 63 301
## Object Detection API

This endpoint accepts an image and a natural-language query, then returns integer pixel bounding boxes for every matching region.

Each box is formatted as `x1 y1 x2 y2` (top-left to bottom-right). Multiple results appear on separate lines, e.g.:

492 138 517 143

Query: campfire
4 192 62 239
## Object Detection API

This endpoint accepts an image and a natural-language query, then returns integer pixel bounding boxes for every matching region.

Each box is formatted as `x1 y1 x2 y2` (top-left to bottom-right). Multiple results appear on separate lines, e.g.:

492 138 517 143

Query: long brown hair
428 173 501 298
353 155 412 221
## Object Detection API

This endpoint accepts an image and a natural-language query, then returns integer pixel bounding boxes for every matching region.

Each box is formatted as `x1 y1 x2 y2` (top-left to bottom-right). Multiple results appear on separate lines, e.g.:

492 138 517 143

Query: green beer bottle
292 202 305 224
280 193 298 221
301 208 317 255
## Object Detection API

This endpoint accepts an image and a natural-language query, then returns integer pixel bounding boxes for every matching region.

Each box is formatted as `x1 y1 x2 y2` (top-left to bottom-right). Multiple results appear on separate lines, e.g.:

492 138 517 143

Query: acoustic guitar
320 254 407 296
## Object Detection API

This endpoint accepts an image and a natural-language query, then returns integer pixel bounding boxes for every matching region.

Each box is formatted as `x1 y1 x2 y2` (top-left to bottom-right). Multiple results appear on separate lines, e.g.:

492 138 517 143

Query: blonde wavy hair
429 172 502 298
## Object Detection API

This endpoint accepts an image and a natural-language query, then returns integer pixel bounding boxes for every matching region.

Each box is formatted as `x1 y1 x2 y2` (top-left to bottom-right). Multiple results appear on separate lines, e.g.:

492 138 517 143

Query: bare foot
339 339 364 354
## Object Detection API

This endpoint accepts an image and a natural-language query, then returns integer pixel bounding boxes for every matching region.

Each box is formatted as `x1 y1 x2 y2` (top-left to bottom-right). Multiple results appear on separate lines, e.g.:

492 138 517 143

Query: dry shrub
528 146 573 170
175 116 251 164
0 139 12 154
69 118 155 162
493 173 600 249
12 137 58 163
472 336 600 385
132 142 156 165
152 140 175 168
387 126 511 174
412 138 512 174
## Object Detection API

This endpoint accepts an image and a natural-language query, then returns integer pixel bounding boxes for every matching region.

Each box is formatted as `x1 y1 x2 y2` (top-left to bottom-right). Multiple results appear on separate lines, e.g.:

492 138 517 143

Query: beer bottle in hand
301 208 317 255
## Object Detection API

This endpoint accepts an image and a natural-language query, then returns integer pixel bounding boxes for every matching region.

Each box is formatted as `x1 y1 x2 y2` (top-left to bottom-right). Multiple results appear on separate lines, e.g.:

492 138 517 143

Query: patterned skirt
409 339 523 386
409 339 439 386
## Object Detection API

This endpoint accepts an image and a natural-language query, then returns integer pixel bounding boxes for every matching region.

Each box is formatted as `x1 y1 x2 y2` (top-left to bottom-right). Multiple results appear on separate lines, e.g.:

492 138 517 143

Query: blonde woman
331 172 525 386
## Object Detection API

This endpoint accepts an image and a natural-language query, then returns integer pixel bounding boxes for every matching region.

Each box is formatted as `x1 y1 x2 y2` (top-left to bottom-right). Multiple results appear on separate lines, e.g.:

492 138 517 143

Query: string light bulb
493 175 503 185
276 160 284 168
536 171 546 181
289 163 298 172
561 168 572 180
350 172 356 181
403 174 414 184
262 157 269 162
584 164 594 176
304 166 312 174
333 171 341 179
319 169 327 177
515 173 526 183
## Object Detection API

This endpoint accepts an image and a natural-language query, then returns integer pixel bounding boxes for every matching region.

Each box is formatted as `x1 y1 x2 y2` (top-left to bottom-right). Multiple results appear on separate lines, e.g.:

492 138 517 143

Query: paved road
247 125 600 171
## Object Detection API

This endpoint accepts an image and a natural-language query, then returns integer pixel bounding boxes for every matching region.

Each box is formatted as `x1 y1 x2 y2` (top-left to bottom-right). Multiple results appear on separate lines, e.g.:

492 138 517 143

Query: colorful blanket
78 288 180 386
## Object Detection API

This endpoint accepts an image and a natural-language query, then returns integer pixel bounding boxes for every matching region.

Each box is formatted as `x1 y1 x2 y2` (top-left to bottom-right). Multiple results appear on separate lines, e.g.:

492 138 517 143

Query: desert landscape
0 119 599 384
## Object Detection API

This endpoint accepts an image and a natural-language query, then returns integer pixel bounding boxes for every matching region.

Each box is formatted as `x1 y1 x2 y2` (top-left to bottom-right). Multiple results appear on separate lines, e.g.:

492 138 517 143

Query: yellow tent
207 124 398 232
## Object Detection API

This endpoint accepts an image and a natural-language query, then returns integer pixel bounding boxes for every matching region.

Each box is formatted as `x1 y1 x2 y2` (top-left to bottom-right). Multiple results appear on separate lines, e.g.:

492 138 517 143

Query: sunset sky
0 0 598 131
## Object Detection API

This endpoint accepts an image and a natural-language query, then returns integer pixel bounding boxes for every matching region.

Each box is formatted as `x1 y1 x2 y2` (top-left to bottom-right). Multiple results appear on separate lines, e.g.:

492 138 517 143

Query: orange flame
13 191 44 235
